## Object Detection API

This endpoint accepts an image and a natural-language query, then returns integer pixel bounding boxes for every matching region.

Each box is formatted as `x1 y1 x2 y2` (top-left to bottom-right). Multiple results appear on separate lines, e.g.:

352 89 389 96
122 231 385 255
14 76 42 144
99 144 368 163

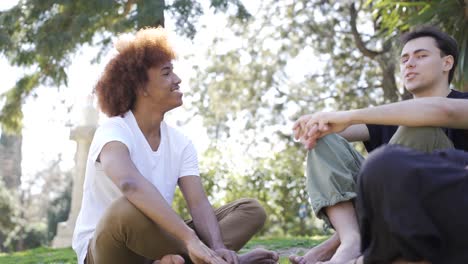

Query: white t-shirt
72 111 199 264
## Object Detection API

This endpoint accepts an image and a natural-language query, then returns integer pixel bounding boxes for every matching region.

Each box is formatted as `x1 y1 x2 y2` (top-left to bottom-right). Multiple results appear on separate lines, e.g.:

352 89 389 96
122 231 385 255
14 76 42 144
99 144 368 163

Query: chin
405 85 427 97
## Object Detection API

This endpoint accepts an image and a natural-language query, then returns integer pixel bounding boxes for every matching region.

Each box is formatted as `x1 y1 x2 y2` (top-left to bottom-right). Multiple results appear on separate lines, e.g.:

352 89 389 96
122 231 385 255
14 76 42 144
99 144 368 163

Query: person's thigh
88 197 186 264
389 126 454 152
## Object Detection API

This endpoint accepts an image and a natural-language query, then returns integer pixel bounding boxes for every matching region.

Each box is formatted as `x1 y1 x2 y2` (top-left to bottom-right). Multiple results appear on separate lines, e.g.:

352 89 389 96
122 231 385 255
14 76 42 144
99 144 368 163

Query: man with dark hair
290 26 468 264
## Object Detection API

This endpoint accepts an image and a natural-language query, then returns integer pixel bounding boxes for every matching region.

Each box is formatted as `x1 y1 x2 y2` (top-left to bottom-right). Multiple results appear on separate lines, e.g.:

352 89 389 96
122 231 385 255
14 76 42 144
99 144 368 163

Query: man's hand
214 248 239 264
185 238 227 264
293 111 352 149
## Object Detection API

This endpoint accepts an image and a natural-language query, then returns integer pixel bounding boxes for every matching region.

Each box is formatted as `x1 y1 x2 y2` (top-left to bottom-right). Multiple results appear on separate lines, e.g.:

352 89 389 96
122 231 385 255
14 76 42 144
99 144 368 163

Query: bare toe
240 248 279 264
155 254 185 264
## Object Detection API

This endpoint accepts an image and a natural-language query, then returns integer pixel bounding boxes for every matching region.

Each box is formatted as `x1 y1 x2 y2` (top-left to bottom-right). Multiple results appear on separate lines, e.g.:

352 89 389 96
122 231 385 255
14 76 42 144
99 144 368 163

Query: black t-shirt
363 89 468 153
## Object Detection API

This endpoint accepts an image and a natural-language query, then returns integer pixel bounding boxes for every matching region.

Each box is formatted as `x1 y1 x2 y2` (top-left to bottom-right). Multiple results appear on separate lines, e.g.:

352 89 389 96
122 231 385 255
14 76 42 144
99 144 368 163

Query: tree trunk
0 133 22 190
377 57 400 102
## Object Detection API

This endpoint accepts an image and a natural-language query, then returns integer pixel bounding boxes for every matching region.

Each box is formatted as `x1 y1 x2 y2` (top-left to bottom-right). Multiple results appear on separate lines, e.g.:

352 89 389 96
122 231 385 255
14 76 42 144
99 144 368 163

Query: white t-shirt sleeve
179 140 200 178
89 120 133 163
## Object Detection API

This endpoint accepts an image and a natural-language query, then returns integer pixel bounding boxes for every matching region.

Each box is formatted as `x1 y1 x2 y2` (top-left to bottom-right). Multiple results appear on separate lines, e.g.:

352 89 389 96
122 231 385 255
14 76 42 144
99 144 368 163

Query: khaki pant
85 197 266 264
306 126 454 227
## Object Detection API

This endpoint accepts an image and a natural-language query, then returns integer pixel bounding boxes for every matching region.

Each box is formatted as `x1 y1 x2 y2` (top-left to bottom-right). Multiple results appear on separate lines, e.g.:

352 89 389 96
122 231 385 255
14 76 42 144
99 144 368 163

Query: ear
137 85 149 97
442 55 454 72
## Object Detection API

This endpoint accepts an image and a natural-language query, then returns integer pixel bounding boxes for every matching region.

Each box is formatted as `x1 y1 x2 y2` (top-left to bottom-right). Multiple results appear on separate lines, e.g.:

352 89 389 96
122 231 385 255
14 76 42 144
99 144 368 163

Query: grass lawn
0 236 328 264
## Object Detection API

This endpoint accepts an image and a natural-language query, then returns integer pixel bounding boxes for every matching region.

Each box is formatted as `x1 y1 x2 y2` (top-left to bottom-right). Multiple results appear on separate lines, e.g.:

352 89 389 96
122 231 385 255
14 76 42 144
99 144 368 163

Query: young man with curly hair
291 26 468 264
72 27 278 264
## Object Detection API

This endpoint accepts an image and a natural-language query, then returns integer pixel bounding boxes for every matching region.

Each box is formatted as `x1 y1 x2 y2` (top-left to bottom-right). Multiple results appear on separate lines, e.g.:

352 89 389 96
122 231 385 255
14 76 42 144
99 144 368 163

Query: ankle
338 232 360 246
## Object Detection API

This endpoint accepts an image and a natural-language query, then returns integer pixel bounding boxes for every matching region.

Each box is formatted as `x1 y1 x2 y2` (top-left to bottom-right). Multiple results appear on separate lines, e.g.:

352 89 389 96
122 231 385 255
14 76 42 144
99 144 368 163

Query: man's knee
236 198 267 229
97 197 146 234
360 146 411 188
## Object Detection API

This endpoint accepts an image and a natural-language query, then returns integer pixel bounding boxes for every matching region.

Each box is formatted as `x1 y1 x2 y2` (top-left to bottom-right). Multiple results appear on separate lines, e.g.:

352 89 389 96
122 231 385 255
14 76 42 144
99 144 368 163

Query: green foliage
0 0 251 132
47 179 71 242
3 223 48 253
371 0 468 90
185 0 403 237
0 181 16 234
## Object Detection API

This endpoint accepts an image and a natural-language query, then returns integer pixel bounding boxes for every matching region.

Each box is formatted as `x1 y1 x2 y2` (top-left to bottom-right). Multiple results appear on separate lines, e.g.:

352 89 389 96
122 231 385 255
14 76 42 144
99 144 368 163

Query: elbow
440 100 459 125
118 178 140 196
429 98 458 126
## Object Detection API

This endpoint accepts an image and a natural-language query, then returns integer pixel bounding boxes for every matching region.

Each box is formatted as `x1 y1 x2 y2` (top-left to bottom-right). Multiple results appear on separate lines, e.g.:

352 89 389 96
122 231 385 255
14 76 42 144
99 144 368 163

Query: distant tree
187 0 408 235
47 179 71 242
0 0 250 132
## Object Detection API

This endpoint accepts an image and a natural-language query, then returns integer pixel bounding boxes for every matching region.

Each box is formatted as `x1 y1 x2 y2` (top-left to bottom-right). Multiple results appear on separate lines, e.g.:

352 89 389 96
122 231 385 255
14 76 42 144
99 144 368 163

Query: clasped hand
293 111 350 149
186 238 239 264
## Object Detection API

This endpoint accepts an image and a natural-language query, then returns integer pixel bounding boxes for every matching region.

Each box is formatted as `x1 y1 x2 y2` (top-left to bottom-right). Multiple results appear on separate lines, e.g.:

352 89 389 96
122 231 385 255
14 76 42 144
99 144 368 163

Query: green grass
0 236 328 264
242 235 328 251
0 247 76 264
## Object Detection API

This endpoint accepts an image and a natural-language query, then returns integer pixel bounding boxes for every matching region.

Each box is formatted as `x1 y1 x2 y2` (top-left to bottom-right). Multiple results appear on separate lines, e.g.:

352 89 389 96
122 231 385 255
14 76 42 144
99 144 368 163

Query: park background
0 0 467 262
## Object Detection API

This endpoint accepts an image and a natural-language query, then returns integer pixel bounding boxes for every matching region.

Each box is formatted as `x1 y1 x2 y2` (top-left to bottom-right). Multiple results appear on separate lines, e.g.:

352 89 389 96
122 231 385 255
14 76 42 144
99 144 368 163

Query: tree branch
349 3 381 59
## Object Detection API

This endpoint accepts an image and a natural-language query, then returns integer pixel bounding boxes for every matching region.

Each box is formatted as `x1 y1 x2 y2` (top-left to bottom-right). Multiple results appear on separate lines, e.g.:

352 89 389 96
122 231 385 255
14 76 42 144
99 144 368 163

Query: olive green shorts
306 126 454 227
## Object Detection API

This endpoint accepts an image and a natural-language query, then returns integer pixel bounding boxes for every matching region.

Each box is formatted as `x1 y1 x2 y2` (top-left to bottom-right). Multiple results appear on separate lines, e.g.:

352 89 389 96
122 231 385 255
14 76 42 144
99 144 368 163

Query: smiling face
141 61 183 112
400 37 454 97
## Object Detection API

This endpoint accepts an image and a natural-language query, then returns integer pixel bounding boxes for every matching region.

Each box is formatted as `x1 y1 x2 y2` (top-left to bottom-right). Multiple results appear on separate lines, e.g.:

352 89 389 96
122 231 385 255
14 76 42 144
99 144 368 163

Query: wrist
211 243 226 250
347 109 362 125
181 229 198 247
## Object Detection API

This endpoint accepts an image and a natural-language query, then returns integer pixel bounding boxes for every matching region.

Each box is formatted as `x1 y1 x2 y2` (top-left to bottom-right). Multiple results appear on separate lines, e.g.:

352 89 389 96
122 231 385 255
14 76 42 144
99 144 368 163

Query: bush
47 179 72 242
0 181 17 252
3 222 48 252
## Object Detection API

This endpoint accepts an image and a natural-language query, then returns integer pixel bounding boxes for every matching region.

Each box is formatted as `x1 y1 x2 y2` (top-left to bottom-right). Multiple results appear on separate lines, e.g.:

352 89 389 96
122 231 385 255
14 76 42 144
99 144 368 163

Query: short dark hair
400 26 458 84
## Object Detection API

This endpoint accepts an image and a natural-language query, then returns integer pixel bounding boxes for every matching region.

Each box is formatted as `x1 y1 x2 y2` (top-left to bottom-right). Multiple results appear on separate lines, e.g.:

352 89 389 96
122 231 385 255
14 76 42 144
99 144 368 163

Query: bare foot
289 234 339 264
153 254 185 264
239 248 279 264
317 237 360 264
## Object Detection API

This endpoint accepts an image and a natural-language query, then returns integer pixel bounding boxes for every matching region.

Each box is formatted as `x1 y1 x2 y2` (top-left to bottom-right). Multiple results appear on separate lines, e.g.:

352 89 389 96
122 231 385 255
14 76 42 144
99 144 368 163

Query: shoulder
163 121 192 145
92 113 135 148
96 115 130 136
448 89 468 99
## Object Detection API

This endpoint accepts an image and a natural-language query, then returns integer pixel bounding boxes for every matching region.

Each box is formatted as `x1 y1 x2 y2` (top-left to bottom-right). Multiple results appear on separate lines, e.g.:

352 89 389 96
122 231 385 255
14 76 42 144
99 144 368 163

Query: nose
405 56 416 69
174 73 182 84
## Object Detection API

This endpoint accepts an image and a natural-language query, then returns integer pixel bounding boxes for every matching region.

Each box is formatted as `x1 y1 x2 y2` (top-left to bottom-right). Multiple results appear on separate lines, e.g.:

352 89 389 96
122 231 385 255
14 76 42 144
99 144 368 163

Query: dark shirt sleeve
364 124 398 153
446 90 468 151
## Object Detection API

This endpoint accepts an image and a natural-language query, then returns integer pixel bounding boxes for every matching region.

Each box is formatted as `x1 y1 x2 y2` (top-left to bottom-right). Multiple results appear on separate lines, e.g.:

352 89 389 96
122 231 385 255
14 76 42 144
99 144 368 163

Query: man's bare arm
347 97 468 129
338 124 370 142
293 97 468 149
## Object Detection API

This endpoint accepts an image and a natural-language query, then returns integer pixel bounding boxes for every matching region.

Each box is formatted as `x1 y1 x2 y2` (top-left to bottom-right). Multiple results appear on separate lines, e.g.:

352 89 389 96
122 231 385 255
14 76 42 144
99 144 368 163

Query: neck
132 104 165 139
412 79 451 98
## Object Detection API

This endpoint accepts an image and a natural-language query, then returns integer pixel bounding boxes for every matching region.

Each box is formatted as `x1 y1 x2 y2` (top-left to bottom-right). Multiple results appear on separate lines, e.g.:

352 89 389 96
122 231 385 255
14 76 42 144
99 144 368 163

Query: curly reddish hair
94 27 176 117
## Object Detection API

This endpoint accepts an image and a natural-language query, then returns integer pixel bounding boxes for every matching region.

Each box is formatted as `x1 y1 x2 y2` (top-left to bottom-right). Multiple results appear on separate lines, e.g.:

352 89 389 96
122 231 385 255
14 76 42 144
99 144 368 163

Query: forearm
348 97 468 128
122 177 197 244
189 200 225 250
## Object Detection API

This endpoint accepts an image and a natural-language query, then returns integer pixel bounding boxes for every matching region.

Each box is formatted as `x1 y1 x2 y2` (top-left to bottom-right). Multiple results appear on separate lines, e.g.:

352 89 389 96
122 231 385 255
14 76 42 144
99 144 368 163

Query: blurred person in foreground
72 27 279 264
291 26 468 264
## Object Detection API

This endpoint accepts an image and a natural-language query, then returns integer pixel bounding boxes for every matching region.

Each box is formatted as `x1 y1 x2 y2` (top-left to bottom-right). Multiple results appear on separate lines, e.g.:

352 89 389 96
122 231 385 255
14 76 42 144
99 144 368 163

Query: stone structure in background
52 97 98 248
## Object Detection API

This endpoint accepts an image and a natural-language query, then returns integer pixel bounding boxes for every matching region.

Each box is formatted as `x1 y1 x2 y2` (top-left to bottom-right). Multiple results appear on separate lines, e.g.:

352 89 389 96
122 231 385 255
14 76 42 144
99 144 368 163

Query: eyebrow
161 65 173 71
401 48 431 58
